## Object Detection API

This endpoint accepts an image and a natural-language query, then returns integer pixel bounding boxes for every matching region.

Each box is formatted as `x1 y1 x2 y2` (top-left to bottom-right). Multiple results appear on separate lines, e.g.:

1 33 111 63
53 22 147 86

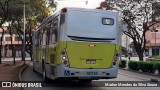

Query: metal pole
126 35 128 58
13 45 15 65
22 3 26 64
120 29 122 62
155 30 156 56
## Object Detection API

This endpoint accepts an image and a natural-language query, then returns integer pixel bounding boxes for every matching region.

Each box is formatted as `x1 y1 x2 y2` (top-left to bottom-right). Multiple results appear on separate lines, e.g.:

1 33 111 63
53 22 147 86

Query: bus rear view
58 8 120 81
33 8 120 82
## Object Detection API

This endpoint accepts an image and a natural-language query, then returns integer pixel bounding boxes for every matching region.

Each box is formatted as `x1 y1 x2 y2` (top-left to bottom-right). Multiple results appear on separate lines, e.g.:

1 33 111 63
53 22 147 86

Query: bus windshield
66 10 117 40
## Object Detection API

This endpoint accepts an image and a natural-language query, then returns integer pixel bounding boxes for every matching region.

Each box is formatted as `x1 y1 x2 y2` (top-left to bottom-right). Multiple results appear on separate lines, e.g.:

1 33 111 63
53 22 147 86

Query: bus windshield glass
66 10 117 40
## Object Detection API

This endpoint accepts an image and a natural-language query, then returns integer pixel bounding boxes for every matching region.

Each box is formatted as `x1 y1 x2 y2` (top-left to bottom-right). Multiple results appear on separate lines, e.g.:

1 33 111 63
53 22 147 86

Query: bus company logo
1 82 11 87
64 70 70 76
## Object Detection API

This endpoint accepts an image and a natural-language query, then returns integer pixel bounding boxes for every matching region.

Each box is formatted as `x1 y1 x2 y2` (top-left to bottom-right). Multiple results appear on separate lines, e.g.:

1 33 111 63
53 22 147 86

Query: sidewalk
120 56 160 78
0 61 25 90
119 69 160 81
121 56 146 61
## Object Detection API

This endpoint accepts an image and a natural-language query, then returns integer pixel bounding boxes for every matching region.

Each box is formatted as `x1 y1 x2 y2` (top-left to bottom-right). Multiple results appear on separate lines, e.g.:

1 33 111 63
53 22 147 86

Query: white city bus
33 7 120 82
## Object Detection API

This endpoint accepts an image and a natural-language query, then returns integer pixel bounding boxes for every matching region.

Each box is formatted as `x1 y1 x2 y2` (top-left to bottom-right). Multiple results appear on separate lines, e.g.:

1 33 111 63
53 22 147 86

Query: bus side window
35 31 40 61
39 30 43 46
34 32 38 61
46 29 50 45
49 29 52 45
46 23 51 45
42 31 47 46
60 14 65 25
37 31 41 46
42 26 50 46
35 32 38 46
51 17 58 44
51 31 57 44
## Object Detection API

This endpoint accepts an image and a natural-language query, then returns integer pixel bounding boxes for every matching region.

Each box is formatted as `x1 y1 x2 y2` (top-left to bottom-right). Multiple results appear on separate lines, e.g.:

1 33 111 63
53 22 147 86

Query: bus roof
64 7 117 15
36 7 118 31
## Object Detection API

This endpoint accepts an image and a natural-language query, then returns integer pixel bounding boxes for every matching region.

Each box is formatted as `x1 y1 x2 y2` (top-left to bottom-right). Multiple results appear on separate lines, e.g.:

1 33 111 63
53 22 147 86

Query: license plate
86 59 96 64
87 72 98 75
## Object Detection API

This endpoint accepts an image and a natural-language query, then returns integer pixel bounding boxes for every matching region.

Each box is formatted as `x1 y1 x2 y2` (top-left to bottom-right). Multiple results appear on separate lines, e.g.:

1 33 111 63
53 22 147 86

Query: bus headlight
61 49 70 67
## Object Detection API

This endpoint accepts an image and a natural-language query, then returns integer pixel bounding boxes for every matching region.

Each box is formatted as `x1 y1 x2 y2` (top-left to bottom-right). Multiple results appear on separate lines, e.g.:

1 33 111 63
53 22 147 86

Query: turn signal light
112 52 119 67
61 48 70 67
114 57 118 61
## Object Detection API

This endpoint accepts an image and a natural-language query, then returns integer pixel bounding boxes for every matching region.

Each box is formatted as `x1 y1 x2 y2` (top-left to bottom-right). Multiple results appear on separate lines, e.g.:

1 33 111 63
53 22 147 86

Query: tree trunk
0 50 1 64
9 25 15 65
13 47 15 65
30 49 32 61
0 27 5 64
137 51 143 61
134 41 144 61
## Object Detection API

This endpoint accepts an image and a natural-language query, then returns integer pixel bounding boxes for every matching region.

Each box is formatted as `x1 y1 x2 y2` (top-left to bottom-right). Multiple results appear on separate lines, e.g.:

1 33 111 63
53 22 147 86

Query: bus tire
79 79 92 83
42 61 50 83
33 68 36 72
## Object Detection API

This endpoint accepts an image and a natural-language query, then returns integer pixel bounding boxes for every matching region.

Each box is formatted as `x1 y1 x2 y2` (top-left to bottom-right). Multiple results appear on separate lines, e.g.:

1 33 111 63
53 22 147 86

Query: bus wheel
33 68 36 72
42 68 50 83
79 79 92 83
42 64 49 83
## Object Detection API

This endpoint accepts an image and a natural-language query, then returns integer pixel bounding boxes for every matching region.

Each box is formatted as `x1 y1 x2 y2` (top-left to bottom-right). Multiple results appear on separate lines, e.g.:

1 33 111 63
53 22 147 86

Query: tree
7 0 56 61
112 0 159 61
7 23 16 65
96 1 112 10
0 0 56 64
0 0 11 64
152 2 160 21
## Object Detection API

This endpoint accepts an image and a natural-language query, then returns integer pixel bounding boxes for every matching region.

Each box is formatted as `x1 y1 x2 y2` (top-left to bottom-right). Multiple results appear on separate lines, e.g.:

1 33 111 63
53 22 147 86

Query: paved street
22 62 160 90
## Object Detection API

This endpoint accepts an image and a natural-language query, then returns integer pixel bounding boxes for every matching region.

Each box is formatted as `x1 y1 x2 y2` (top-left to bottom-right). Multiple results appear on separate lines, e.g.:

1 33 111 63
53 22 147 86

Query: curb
19 64 28 81
119 68 160 77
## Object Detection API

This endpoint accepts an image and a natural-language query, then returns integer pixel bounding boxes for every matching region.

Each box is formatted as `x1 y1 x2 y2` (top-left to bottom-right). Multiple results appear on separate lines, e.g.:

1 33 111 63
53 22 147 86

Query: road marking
118 72 150 81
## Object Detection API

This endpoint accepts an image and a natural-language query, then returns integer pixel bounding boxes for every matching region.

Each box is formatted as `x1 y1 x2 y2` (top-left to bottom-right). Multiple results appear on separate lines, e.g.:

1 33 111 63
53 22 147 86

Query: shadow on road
43 80 94 87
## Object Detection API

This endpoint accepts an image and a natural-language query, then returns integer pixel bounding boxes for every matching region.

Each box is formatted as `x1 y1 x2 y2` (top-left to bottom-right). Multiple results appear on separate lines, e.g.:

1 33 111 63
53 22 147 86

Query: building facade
0 26 25 58
146 23 160 56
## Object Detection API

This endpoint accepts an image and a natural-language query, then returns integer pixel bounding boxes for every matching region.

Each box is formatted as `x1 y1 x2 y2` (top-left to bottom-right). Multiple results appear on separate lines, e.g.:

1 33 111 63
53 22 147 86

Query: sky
54 0 105 13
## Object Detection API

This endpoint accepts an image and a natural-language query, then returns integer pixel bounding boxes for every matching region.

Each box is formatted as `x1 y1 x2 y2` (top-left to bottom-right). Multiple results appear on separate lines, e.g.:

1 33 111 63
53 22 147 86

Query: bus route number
87 72 98 75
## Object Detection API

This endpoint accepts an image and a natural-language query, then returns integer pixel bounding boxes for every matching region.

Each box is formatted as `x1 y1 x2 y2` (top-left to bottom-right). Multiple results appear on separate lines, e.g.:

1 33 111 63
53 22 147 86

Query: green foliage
8 0 54 24
111 0 159 61
155 62 160 74
140 62 156 73
0 0 10 26
137 61 143 70
128 61 157 73
128 61 139 71
152 56 160 59
119 60 127 68
0 0 57 58
152 2 160 22
148 62 156 73
140 62 149 72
